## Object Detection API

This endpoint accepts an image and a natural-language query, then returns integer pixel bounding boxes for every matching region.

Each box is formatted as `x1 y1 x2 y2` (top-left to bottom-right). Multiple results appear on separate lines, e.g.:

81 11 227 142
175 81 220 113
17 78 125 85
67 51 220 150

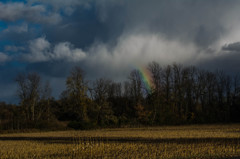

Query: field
0 124 240 159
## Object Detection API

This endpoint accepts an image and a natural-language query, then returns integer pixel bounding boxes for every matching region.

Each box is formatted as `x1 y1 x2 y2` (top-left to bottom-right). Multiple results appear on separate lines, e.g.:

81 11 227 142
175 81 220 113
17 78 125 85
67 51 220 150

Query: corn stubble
0 124 239 159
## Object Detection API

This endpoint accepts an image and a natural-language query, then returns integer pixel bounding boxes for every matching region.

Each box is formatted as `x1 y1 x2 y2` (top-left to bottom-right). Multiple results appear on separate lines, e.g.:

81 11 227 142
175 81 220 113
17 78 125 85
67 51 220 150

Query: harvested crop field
0 124 240 159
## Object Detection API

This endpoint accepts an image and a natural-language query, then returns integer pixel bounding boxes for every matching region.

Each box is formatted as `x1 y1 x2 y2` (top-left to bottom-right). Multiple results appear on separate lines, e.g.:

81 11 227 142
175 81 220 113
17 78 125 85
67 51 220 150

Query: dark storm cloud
0 25 38 44
2 0 240 51
26 61 74 78
41 2 124 49
42 10 109 48
197 51 240 76
34 0 238 50
222 42 240 52
105 0 233 47
194 25 224 48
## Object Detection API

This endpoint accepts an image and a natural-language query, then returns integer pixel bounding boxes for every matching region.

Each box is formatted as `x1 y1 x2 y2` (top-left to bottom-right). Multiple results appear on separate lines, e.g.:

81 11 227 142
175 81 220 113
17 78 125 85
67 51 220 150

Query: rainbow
138 66 154 92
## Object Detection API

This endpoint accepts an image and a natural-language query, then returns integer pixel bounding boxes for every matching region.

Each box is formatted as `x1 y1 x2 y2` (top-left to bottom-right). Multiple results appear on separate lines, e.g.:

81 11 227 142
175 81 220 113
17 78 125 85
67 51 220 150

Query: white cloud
53 42 86 62
23 33 203 76
23 37 86 62
86 33 198 73
24 37 51 62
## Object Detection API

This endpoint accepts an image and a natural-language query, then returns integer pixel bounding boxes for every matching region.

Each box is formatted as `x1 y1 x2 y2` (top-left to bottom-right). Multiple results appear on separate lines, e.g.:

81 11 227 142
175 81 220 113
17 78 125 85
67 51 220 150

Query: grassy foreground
0 124 239 159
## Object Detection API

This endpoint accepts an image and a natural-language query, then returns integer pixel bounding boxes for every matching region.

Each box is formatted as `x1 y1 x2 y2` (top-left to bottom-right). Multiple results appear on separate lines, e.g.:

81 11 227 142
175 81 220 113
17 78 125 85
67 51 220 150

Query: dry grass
0 124 239 158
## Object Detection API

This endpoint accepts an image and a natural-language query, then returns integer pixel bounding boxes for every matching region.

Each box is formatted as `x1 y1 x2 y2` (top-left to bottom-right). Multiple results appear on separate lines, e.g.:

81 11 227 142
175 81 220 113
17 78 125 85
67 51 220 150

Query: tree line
1 62 240 130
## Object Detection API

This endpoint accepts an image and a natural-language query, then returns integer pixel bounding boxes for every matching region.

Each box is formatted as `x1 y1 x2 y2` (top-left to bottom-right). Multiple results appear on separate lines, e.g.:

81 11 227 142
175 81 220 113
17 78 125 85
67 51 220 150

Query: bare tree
162 65 172 104
128 69 143 104
16 72 41 121
148 61 162 94
36 80 52 121
92 78 116 125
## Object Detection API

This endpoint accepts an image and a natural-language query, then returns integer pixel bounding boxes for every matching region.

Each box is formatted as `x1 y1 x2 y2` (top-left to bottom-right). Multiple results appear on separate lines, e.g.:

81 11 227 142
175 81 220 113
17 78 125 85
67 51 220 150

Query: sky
1 0 240 103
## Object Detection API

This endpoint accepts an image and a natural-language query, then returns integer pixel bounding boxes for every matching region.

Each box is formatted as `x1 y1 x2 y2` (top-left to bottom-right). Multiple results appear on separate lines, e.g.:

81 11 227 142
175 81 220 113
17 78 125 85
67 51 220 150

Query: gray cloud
3 23 28 33
4 45 26 52
27 0 91 15
0 2 61 24
0 52 9 63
